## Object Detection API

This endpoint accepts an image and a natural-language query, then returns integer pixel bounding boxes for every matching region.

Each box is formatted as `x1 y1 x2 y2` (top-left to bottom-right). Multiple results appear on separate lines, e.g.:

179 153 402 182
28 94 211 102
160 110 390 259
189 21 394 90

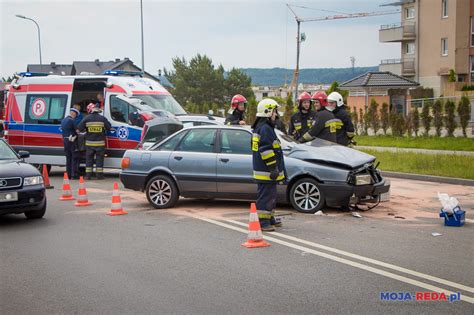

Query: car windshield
0 141 19 160
132 94 187 116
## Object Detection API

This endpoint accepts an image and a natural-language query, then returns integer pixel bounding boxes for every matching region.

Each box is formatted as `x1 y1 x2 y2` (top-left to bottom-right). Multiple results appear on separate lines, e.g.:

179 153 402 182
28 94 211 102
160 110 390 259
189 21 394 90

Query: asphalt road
1 170 473 314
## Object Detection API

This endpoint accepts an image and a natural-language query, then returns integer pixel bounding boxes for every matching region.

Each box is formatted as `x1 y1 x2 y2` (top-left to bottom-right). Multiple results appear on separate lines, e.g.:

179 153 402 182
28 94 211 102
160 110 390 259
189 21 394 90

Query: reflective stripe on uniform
346 131 355 137
272 140 281 149
294 122 302 130
303 133 313 141
325 119 343 133
253 170 285 181
261 150 275 160
86 140 106 146
85 167 93 173
257 211 273 219
266 160 277 166
252 133 260 152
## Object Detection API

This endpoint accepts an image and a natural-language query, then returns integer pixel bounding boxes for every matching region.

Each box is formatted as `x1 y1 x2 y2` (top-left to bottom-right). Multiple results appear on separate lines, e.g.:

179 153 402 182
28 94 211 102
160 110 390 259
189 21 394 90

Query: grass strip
360 149 474 180
355 135 474 151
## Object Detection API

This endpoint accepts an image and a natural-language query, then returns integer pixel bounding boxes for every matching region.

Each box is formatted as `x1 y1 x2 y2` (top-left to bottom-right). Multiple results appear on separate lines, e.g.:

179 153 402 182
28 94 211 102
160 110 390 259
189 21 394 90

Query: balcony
402 58 416 76
379 22 416 42
379 58 415 77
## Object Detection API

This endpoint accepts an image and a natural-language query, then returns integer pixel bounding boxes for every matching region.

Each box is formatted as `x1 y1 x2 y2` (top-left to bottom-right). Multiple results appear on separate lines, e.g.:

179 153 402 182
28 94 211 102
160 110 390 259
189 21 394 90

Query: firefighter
251 99 286 231
328 92 355 146
225 94 247 125
311 91 327 112
288 92 316 140
61 108 80 180
298 92 341 143
77 103 111 180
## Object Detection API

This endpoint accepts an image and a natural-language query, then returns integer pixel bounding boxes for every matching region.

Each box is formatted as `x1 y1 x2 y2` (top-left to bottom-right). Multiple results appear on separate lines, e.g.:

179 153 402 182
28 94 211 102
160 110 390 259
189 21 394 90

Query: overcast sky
0 0 401 77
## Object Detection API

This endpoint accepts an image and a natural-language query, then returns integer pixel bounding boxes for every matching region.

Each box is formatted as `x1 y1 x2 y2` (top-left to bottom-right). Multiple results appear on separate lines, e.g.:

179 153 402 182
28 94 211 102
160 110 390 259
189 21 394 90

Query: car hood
287 139 376 169
0 159 41 178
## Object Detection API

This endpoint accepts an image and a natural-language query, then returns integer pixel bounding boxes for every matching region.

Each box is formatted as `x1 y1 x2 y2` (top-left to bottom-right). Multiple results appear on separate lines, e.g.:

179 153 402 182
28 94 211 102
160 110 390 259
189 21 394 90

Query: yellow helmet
256 99 280 117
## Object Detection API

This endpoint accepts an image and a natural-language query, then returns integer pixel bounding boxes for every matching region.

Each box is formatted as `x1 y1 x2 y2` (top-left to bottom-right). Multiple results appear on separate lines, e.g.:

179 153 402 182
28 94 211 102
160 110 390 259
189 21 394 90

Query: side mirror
18 150 30 159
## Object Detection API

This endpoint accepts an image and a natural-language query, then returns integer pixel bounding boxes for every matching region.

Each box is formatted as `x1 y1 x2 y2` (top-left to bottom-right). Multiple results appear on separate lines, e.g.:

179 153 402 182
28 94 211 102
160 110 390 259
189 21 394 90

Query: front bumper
319 179 390 207
0 185 46 215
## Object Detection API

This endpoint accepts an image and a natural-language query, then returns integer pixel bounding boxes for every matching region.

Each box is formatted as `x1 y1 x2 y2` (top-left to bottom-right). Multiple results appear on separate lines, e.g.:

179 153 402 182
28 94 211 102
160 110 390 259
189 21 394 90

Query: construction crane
286 4 400 103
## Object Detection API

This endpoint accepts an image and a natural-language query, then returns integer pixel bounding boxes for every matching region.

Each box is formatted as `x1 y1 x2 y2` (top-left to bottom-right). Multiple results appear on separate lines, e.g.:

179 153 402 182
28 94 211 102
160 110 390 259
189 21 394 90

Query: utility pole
350 56 356 76
140 0 145 75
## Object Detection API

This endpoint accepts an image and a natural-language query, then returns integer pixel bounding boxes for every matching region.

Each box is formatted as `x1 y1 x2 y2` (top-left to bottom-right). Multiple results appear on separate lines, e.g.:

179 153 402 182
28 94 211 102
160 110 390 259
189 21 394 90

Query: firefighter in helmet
77 103 112 180
288 91 316 140
225 94 247 125
251 99 286 231
328 92 355 146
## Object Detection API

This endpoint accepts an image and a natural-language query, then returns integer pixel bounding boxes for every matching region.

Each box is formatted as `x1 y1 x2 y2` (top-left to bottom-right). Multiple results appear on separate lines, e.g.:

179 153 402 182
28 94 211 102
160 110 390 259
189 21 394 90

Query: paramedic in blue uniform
61 108 80 179
251 98 286 231
77 103 112 180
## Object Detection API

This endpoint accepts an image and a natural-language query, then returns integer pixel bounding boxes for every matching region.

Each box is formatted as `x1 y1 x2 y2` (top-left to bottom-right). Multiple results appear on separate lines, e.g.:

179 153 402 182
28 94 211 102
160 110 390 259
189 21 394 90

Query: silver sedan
120 125 390 213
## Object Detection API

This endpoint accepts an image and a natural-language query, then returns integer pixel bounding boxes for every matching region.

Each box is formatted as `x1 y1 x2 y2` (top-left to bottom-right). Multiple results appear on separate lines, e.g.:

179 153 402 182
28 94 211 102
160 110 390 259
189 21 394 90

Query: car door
216 129 255 197
168 128 217 193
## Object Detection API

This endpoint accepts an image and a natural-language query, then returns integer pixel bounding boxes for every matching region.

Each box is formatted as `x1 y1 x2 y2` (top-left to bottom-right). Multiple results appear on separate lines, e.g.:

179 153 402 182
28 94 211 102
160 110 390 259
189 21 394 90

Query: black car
0 139 46 219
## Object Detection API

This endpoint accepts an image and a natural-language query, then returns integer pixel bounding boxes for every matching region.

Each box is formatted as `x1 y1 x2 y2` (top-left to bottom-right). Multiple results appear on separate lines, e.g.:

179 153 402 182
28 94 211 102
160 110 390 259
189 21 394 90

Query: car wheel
289 178 325 213
145 175 179 209
24 200 47 219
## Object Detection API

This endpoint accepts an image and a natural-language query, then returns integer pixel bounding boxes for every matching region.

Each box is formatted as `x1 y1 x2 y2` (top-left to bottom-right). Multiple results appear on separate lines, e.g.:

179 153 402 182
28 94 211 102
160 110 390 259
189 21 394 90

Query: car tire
24 200 47 219
145 175 179 209
289 178 325 214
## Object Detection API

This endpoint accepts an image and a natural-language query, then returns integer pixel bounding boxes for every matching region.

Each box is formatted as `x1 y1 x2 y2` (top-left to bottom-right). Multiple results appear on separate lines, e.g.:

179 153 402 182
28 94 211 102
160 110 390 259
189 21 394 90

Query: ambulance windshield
132 94 187 116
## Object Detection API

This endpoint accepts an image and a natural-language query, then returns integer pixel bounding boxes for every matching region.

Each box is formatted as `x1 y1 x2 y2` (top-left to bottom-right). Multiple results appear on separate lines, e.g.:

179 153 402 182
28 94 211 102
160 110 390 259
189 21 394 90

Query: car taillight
140 124 149 142
121 157 130 169
140 112 156 122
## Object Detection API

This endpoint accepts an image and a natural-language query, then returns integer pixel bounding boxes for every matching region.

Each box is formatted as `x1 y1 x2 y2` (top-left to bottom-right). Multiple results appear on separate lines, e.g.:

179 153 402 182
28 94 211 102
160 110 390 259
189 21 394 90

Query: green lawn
360 149 474 180
355 135 474 151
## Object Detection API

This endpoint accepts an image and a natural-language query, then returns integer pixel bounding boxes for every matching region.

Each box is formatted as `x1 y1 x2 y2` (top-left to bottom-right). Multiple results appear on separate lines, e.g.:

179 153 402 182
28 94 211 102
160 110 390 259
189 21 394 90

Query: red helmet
231 94 247 109
311 91 328 107
87 103 97 114
297 91 312 110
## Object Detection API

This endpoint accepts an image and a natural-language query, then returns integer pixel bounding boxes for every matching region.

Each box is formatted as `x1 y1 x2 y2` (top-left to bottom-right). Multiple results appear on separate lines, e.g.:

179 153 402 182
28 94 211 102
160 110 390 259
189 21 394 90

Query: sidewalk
355 145 474 156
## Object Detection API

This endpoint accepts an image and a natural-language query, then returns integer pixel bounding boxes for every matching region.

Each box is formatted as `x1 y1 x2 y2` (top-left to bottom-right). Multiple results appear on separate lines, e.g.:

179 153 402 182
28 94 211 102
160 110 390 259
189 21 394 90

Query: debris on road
394 216 405 219
431 232 443 237
314 210 326 216
351 212 362 218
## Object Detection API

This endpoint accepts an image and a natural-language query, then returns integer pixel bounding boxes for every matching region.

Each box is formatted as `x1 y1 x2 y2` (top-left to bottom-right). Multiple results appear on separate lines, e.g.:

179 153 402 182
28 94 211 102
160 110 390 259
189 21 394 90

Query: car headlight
23 176 44 186
355 174 372 185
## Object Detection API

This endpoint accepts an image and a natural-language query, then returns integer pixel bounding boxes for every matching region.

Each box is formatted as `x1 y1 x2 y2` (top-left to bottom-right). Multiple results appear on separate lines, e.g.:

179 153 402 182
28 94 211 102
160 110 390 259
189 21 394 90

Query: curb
356 146 474 156
381 171 474 186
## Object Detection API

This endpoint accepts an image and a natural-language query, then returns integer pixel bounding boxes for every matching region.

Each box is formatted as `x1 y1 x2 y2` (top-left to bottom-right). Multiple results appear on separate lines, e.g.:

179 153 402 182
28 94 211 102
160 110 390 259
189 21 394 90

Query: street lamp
15 14 42 68
140 0 145 75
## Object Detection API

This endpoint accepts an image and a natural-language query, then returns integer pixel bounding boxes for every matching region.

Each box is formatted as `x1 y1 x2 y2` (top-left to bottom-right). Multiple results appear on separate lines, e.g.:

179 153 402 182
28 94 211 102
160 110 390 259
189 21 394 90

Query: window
110 95 143 126
471 17 474 47
470 56 474 82
405 7 415 19
441 38 448 56
155 130 188 151
0 140 18 160
25 94 67 124
131 94 186 115
220 130 252 155
405 42 415 55
176 129 216 153
442 0 448 18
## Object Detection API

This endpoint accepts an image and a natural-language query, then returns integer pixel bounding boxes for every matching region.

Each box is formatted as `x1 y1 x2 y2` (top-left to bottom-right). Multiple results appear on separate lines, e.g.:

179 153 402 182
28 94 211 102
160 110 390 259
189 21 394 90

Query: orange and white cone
42 164 54 189
107 182 127 216
59 172 75 201
241 203 271 248
74 176 92 206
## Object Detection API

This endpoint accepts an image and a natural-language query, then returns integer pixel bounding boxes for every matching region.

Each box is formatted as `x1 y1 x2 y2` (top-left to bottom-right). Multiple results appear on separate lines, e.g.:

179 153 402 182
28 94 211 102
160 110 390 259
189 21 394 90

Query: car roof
181 125 251 131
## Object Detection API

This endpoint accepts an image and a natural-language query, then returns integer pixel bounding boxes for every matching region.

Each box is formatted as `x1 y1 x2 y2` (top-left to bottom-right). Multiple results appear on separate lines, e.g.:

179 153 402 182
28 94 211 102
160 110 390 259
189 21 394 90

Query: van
3 71 185 170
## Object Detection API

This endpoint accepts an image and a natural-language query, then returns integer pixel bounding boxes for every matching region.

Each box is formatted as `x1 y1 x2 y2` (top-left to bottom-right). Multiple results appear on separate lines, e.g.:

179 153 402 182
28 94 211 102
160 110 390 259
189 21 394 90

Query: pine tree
432 99 444 137
283 93 294 125
380 102 390 135
352 106 359 135
420 99 433 136
359 108 366 135
444 100 456 137
457 96 471 137
412 107 420 137
368 99 380 135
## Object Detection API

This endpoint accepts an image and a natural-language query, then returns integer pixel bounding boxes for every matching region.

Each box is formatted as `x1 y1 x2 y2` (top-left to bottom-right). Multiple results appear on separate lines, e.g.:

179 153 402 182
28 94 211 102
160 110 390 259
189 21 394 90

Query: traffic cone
74 176 92 206
59 172 75 201
42 165 54 189
107 182 127 216
241 203 271 248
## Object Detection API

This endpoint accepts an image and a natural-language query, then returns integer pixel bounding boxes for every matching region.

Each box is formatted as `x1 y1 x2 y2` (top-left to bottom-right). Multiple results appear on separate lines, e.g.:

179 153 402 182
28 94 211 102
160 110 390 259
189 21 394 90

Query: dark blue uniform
60 115 79 179
252 118 286 227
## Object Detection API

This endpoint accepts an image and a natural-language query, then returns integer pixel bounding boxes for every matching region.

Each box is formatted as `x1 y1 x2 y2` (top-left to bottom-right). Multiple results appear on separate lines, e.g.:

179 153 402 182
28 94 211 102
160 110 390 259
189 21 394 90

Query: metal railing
380 58 402 65
380 23 402 30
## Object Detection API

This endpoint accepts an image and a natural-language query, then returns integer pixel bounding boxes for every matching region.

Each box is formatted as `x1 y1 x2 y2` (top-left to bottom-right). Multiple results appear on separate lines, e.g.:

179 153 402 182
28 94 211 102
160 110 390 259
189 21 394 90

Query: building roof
339 71 419 89
380 0 414 6
27 63 73 75
72 58 130 75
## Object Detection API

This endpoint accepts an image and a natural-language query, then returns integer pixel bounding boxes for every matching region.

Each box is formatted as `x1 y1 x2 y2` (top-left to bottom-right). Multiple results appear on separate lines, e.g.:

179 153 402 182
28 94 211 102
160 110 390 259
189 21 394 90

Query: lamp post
15 14 42 68
140 0 145 75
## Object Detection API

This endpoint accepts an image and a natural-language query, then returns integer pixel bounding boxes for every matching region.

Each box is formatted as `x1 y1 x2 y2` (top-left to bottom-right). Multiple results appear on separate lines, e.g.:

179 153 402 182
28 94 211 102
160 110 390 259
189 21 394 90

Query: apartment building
379 0 473 97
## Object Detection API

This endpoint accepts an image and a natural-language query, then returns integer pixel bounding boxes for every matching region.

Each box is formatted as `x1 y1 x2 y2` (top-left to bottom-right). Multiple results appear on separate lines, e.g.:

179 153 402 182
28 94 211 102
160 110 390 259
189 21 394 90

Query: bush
389 111 406 137
461 85 474 91
412 107 420 137
368 99 380 135
457 96 471 137
352 106 359 135
432 99 444 137
359 108 366 135
444 100 457 137
448 69 456 83
420 99 432 136
380 103 390 135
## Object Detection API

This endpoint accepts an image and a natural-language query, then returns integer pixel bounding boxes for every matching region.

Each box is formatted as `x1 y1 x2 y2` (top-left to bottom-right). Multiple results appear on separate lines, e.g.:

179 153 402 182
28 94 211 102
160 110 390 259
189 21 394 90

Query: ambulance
3 71 185 171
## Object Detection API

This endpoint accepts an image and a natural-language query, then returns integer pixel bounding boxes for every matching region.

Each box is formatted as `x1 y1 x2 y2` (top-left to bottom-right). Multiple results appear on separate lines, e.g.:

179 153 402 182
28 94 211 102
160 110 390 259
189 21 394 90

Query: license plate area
0 191 19 202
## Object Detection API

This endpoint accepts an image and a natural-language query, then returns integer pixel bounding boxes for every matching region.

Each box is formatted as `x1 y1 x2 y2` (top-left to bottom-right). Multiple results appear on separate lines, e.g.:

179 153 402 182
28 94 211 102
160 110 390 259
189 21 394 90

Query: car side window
25 94 67 124
110 95 143 126
155 130 188 151
176 129 216 153
220 130 252 155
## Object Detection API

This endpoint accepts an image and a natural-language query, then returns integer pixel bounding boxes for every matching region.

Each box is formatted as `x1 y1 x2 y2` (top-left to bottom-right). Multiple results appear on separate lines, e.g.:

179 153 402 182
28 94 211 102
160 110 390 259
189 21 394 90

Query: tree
444 100 457 137
420 99 432 136
412 107 420 136
359 108 366 135
245 96 257 125
225 68 254 102
362 108 369 135
405 111 413 137
326 81 348 103
283 93 294 125
352 106 359 135
390 112 406 137
380 102 390 135
367 99 380 135
448 69 456 83
457 96 471 137
432 99 444 136
1 76 14 82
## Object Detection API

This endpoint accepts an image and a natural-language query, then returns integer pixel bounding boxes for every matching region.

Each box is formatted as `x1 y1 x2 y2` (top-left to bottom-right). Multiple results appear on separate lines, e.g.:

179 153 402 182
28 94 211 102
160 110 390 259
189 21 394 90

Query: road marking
466 219 474 224
226 219 474 294
187 213 474 304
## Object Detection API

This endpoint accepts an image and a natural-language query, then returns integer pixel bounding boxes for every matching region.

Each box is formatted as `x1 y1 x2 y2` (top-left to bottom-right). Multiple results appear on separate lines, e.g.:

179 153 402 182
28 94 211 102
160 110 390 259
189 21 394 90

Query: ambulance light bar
18 72 50 77
103 70 144 77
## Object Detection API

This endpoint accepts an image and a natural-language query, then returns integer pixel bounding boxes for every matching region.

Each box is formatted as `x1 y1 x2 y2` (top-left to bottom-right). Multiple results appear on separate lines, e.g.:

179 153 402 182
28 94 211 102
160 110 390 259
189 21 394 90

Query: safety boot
260 219 275 232
271 216 282 228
